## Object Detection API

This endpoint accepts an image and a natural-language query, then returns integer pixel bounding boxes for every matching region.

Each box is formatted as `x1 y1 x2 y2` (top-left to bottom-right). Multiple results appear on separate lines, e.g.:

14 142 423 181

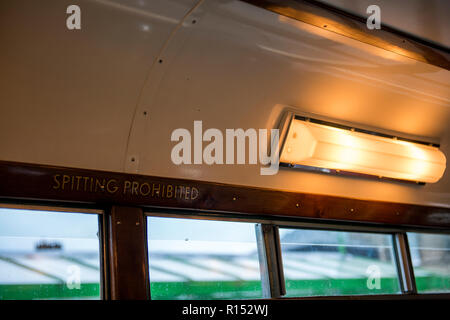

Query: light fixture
278 112 446 183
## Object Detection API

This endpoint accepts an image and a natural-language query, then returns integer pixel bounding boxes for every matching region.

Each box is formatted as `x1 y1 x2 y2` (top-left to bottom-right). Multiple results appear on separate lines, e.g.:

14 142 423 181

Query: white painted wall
1 0 449 207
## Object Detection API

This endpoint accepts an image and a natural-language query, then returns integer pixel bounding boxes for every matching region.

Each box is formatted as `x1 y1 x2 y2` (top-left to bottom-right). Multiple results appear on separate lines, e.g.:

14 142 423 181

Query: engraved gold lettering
75 176 82 191
124 180 131 194
152 183 161 197
83 177 89 191
140 182 151 196
52 174 199 201
132 181 139 195
179 186 184 199
106 179 118 194
53 174 61 190
166 185 173 198
95 178 105 192
191 187 199 200
62 175 70 190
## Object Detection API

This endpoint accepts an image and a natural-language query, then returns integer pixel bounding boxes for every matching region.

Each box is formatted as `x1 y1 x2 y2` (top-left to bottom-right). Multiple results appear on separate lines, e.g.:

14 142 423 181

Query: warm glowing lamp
279 114 446 183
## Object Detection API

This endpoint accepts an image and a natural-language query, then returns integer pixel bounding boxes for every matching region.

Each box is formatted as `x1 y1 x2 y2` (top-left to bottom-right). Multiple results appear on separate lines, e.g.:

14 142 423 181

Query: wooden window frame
0 160 449 300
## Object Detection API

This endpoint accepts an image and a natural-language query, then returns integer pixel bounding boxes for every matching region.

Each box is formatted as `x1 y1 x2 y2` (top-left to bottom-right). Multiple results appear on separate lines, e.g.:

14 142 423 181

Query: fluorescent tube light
279 114 446 183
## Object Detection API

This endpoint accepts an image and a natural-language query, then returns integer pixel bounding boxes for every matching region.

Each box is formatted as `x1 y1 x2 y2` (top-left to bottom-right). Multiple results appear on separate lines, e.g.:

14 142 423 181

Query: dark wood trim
241 0 450 70
108 206 149 300
99 214 111 300
0 160 449 229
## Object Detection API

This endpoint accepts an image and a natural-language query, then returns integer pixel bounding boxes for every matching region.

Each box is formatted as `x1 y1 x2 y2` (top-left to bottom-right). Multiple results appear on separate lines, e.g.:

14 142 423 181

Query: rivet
117 221 121 225
296 203 300 208
233 197 237 201
350 208 354 213
136 222 140 226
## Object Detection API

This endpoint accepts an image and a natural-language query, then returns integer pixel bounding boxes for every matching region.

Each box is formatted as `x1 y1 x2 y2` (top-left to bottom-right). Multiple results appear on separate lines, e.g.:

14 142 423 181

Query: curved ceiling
0 0 449 207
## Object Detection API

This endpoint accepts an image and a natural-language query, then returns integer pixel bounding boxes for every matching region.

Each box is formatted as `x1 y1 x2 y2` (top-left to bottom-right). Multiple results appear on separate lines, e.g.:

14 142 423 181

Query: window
407 232 450 293
0 207 101 300
147 216 262 300
279 228 400 297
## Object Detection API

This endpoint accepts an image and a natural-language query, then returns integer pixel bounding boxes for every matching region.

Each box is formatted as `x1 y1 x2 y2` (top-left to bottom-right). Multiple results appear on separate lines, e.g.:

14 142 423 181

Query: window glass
279 228 400 296
0 207 101 300
407 232 450 293
147 217 262 299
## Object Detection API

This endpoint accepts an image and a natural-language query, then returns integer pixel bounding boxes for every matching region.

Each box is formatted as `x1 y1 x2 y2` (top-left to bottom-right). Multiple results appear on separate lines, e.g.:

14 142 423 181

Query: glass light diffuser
280 118 446 183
